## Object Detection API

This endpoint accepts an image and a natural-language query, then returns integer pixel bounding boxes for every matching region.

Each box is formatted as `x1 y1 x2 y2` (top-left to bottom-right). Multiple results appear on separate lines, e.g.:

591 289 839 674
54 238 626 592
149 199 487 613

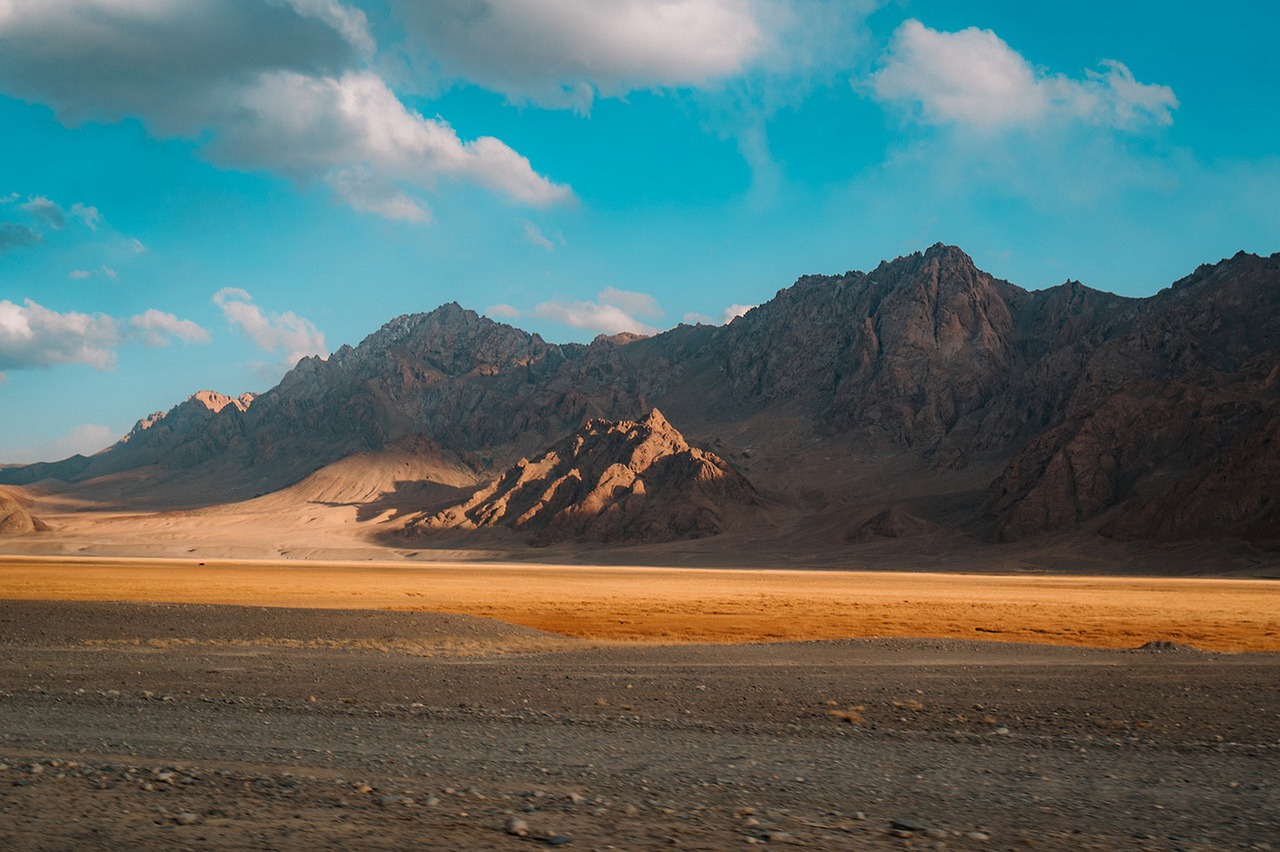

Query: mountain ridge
4 244 1277 551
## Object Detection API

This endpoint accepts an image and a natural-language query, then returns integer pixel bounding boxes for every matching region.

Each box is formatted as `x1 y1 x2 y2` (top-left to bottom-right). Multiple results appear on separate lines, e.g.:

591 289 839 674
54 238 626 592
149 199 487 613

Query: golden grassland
1 556 1277 651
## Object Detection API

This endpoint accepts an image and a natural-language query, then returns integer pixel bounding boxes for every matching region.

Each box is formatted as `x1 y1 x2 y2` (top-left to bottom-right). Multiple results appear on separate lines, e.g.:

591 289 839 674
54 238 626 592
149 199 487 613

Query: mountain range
3 244 1277 557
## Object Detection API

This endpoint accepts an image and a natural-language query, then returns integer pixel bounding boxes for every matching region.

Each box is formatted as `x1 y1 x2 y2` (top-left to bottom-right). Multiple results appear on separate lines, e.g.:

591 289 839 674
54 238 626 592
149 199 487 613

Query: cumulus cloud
872 19 1178 131
532 286 663 336
213 287 327 366
392 0 773 111
3 422 119 464
0 1 570 221
0 298 208 374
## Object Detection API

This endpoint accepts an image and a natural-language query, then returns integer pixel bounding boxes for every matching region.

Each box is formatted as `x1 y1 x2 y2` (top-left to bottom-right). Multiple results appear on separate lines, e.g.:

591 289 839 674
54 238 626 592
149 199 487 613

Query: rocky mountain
411 409 759 545
3 244 1276 550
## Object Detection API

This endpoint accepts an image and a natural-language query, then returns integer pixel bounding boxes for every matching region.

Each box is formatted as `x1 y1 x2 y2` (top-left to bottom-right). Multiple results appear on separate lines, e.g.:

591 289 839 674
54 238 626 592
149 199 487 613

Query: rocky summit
3 244 1277 553
411 409 759 545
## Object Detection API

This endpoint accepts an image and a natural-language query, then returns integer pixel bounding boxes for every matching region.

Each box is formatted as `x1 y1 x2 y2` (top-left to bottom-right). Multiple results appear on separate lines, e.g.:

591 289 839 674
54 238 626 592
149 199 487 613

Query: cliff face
984 252 1280 546
3 245 1276 548
412 409 758 545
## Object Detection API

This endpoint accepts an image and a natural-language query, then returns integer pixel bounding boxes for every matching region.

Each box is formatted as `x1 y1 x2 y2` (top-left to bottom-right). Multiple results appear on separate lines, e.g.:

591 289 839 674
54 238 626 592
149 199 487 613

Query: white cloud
326 168 432 224
70 201 101 230
129 238 147 254
521 220 555 251
205 70 572 210
3 422 119 464
0 298 120 370
68 269 92 280
872 19 1178 131
0 1 570 221
0 298 209 374
531 287 663 336
213 287 327 365
100 266 118 280
485 303 520 319
129 309 213 347
392 0 767 111
682 304 755 326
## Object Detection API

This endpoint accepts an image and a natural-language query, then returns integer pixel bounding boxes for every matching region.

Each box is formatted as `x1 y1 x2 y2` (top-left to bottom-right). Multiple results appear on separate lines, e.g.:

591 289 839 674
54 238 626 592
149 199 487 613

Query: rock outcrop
0 488 44 535
412 409 758 545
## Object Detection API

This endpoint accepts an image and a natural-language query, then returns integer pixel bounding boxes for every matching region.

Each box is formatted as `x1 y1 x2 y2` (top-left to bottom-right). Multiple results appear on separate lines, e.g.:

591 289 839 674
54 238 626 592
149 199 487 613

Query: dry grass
1 556 1278 651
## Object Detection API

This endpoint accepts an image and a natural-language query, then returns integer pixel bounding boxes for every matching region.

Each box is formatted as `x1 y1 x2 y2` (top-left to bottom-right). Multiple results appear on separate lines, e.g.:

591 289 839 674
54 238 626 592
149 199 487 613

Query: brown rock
412 409 759 545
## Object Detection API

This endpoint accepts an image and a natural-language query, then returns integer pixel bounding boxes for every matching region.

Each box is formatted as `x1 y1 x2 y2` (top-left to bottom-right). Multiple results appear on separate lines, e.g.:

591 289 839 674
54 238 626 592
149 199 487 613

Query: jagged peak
640 407 671 431
189 390 255 413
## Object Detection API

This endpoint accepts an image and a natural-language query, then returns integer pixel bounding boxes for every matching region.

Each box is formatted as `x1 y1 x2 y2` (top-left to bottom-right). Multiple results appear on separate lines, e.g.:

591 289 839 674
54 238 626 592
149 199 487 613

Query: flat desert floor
0 558 1277 849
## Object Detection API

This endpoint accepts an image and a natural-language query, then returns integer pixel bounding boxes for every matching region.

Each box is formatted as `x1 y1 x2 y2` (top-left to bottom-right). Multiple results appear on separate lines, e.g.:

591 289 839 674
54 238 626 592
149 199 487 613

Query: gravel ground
0 601 1277 850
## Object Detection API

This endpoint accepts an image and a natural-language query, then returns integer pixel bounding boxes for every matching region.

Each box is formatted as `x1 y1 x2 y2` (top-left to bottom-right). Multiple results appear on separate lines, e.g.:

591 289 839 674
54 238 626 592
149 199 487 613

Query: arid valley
4 240 1280 849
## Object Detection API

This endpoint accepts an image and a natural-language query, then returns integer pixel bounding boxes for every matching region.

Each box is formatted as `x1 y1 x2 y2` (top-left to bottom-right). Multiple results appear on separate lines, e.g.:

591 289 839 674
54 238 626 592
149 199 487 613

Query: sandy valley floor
0 559 1277 849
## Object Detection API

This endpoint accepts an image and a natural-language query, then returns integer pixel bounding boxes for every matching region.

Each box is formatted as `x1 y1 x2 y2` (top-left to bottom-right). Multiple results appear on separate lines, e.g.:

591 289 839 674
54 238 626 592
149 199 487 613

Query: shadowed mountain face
411 409 759 545
3 244 1277 549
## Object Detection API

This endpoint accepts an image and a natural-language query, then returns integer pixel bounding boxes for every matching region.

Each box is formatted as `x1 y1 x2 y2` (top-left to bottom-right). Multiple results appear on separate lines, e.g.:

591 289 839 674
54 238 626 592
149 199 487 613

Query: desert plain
1 555 1277 850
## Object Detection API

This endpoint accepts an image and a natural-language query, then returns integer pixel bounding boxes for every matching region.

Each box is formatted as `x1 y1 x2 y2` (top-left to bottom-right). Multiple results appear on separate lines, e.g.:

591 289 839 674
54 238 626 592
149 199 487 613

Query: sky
1 1 1277 464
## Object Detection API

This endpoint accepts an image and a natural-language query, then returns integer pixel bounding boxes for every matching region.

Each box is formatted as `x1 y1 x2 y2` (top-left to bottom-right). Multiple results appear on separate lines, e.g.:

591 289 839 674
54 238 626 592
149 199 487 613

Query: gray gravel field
0 601 1276 850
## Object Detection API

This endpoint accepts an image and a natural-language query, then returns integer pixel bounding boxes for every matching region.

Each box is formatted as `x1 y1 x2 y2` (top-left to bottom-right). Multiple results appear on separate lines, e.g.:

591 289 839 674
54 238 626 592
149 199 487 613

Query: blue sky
1 1 1277 463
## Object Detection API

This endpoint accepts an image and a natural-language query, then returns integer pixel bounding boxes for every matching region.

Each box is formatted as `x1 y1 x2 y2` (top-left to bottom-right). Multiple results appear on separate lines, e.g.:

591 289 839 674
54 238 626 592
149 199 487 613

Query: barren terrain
0 560 1278 849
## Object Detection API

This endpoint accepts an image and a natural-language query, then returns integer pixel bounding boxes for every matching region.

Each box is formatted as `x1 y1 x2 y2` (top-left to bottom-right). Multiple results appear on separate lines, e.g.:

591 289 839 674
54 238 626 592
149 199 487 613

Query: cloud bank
0 0 571 222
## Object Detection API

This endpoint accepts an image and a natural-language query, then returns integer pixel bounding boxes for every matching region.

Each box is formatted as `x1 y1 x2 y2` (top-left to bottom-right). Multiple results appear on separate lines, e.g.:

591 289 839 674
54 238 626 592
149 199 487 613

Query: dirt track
1 600 1278 850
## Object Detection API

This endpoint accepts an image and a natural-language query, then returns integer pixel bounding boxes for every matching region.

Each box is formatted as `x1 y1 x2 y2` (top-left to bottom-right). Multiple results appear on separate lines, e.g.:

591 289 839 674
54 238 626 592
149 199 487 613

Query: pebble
891 819 927 832
966 831 991 841
505 817 530 837
567 792 586 804
544 835 573 846
173 812 199 826
29 763 44 775
377 794 403 807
